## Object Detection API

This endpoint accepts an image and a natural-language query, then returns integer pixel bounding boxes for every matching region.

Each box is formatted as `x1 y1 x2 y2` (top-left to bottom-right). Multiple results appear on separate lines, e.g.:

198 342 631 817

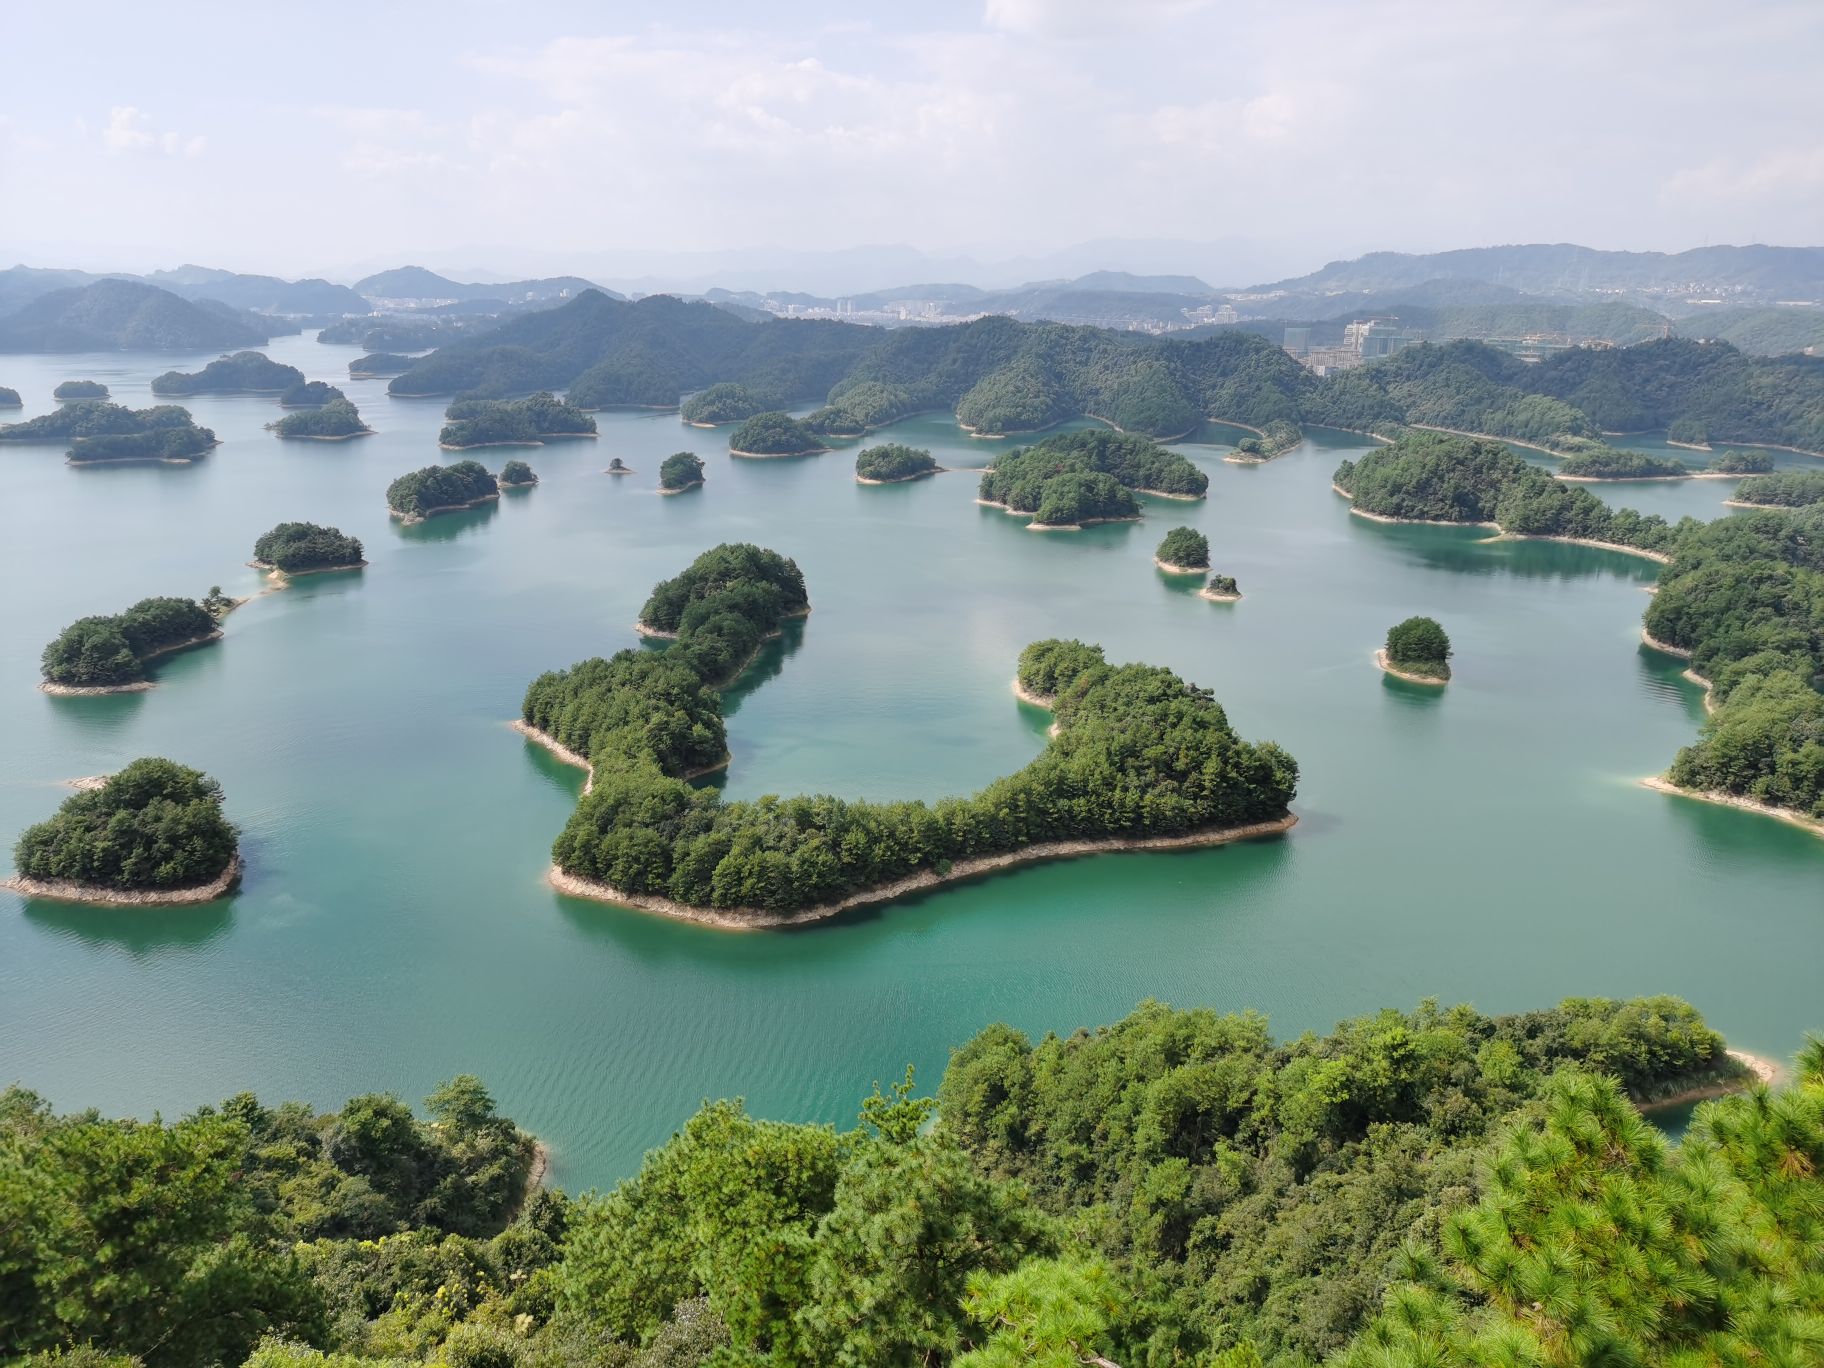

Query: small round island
659 451 705 494
4 758 241 904
499 459 539 488
1155 527 1210 575
1378 616 1452 684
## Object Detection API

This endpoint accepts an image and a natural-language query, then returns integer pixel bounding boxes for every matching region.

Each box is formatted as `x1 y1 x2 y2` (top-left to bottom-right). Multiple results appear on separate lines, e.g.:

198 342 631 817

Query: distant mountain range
351 265 620 306
0 279 274 352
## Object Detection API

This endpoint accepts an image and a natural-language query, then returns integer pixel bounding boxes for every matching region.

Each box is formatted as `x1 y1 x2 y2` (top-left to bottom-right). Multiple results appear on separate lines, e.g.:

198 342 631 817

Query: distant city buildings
1287 317 1416 374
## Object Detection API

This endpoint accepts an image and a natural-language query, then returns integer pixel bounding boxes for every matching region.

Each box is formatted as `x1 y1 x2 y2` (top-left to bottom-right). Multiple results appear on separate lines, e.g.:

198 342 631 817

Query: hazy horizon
4 0 1822 288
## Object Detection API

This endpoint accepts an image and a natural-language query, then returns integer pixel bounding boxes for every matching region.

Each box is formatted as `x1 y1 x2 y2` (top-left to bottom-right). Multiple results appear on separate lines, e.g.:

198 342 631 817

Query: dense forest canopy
386 460 499 518
152 350 303 395
271 398 369 439
52 378 108 399
383 292 1824 454
11 757 238 891
499 458 538 486
67 424 218 463
0 385 20 406
280 380 345 407
1384 616 1452 678
680 381 771 425
1732 468 1824 507
1555 448 1691 479
349 352 416 377
526 554 1295 917
1707 447 1774 474
978 429 1206 528
1156 526 1210 568
252 522 365 573
659 450 705 490
1334 430 1692 555
440 392 596 448
8 995 1814 1368
41 595 219 687
854 443 938 481
0 400 204 444
1644 506 1824 818
728 410 824 455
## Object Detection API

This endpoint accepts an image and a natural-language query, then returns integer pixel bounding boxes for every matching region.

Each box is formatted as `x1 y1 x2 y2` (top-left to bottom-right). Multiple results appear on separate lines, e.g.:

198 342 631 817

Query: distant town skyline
3 0 1820 284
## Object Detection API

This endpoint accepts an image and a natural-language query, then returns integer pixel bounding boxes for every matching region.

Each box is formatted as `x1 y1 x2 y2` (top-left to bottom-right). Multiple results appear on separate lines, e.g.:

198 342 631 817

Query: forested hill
0 279 273 353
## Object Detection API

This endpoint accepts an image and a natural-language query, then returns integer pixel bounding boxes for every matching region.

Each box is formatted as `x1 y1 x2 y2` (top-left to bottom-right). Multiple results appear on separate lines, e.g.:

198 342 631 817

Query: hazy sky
3 0 1819 284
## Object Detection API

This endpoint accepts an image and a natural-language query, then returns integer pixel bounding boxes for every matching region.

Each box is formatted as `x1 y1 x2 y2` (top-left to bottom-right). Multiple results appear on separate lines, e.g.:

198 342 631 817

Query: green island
40 595 223 693
269 397 371 441
0 401 215 457
1641 505 1824 830
728 410 826 457
1378 615 1453 684
681 382 772 425
52 379 109 400
251 522 367 575
854 442 941 483
439 392 597 449
808 379 921 436
1708 448 1776 474
499 458 539 487
605 456 634 475
1668 415 1711 447
67 423 219 465
349 352 417 377
0 385 21 407
8 994 1818 1368
1555 449 1694 480
5 757 240 903
1200 573 1242 602
978 429 1207 530
1154 526 1210 572
386 460 500 523
1729 468 1824 508
1333 430 1689 558
1227 418 1303 462
658 450 704 492
278 380 345 407
151 351 304 396
519 549 1296 927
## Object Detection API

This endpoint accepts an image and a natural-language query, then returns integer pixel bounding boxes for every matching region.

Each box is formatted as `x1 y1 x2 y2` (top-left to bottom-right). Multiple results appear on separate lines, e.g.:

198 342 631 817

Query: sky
2 0 1820 288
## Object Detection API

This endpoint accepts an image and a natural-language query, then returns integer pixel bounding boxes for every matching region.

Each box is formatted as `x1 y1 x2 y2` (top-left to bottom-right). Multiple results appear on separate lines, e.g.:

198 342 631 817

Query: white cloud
1664 146 1824 202
982 0 1213 37
101 106 203 158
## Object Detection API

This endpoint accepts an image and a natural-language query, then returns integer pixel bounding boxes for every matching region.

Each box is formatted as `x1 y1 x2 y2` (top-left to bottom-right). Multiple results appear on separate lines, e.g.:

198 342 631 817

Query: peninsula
6 758 240 904
40 595 223 693
523 556 1298 928
681 382 770 426
1226 419 1303 463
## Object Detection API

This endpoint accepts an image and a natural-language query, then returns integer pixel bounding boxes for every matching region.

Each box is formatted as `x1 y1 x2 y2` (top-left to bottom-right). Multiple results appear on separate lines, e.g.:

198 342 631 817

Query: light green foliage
1384 617 1451 675
1556 447 1690 478
273 399 368 438
681 382 772 425
1707 447 1775 474
956 1257 1121 1368
978 429 1205 527
1734 468 1824 507
498 460 537 486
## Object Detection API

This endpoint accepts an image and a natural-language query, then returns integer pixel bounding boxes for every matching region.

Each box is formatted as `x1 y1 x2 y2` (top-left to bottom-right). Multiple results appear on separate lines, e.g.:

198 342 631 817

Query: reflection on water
23 895 235 957
393 499 500 542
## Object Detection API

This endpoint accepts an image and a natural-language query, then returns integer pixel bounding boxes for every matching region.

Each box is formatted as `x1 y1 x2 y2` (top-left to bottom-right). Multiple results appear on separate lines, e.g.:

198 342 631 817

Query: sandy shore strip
513 720 729 791
39 628 225 694
1639 776 1824 838
1085 413 1201 443
249 559 368 578
1638 1050 1787 1111
281 429 374 442
1555 471 1737 483
1136 487 1204 501
1724 498 1817 509
1409 424 1560 456
857 468 945 485
3 856 243 906
62 775 111 791
657 480 703 495
1010 678 1056 709
391 493 500 525
1154 558 1207 575
549 812 1299 931
1027 515 1139 532
1375 648 1447 686
730 446 829 458
1199 587 1242 603
1481 533 1671 564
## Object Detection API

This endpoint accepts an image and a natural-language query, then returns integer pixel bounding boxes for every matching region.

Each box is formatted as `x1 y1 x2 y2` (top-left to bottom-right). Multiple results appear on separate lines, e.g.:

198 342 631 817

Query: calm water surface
1 337 1819 1187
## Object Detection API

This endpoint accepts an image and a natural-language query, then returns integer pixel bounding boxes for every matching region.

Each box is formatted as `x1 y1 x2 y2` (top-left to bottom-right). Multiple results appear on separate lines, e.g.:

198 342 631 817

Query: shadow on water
276 568 368 605
722 621 804 720
1155 569 1208 595
393 500 499 543
1379 672 1448 706
41 688 150 731
1350 520 1662 586
22 894 235 956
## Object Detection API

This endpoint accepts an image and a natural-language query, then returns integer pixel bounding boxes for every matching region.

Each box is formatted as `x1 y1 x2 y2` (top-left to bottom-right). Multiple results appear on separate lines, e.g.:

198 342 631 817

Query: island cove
518 550 1296 929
